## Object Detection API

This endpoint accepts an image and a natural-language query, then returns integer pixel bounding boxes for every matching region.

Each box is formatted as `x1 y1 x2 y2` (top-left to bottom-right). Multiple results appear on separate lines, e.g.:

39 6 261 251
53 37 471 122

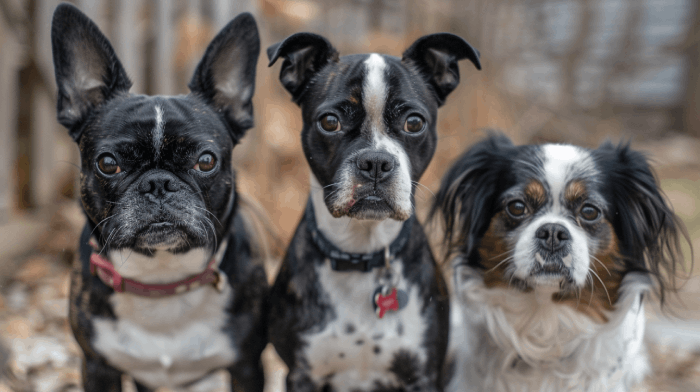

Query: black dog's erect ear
51 3 132 141
189 13 260 142
402 33 481 106
593 142 691 304
430 133 513 263
267 33 339 102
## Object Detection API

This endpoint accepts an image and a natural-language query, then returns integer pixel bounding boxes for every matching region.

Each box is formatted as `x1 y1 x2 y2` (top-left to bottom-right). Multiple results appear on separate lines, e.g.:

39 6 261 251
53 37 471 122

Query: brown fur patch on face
565 180 587 204
478 212 513 289
347 85 362 105
554 218 624 323
524 180 546 208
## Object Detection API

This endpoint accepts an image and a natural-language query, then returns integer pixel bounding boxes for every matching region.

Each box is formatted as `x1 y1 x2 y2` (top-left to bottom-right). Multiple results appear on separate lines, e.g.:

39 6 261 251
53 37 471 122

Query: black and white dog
52 4 267 391
432 134 689 392
266 33 480 392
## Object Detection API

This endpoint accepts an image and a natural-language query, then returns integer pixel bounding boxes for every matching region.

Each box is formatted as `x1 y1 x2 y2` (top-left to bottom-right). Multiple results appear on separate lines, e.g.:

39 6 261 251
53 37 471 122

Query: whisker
589 267 612 306
411 181 435 198
488 249 514 261
584 273 595 306
191 206 222 227
100 227 121 256
91 215 116 236
119 248 134 269
590 255 611 276
485 256 515 273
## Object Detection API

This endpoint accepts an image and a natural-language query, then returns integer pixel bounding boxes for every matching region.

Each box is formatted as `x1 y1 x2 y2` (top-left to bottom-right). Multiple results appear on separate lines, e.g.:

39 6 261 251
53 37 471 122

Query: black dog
266 33 481 392
52 4 266 391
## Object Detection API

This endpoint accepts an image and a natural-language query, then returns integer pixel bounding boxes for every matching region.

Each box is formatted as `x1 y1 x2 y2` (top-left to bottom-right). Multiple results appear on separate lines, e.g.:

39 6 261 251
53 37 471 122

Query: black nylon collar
305 199 414 272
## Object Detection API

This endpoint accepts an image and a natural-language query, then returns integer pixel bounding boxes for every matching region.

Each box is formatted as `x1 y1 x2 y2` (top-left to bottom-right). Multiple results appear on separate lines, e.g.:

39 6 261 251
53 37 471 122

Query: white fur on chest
447 267 650 392
93 247 236 389
303 260 427 392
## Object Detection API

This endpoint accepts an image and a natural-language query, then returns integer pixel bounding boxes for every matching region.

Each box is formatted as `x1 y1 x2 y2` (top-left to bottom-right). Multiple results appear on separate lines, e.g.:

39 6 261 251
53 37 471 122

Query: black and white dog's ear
51 3 132 141
593 142 690 304
267 33 339 102
402 33 481 106
430 133 512 262
189 13 260 142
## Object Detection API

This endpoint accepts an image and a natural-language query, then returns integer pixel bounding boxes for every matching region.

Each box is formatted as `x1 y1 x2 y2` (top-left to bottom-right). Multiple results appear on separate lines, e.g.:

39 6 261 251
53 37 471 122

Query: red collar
88 238 227 297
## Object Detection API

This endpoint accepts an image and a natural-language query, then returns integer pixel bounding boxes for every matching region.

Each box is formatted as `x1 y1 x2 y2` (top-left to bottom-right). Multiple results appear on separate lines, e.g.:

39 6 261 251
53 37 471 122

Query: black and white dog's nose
535 223 571 252
356 151 396 181
138 170 181 197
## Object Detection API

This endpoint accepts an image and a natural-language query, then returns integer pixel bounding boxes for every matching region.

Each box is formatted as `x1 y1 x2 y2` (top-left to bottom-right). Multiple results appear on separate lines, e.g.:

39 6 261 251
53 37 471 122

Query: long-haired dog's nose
535 223 571 252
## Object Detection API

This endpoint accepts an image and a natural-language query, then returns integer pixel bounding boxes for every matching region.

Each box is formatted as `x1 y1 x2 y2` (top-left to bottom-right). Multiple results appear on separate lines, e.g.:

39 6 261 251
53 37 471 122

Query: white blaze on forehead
153 105 164 159
541 144 594 209
362 54 413 218
363 54 388 136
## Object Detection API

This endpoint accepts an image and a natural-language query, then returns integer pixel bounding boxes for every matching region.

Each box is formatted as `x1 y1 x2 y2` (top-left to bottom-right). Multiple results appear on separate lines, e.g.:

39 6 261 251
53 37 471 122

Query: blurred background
1 0 699 390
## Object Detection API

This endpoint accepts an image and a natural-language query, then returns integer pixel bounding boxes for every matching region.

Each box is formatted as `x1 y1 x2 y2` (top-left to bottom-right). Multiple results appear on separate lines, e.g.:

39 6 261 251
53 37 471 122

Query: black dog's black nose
138 170 181 197
356 151 396 181
535 223 571 251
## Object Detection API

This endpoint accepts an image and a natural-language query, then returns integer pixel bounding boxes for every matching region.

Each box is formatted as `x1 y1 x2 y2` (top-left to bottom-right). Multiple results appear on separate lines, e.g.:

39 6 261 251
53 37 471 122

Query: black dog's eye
96 154 121 175
580 204 600 221
506 200 527 217
319 114 341 132
194 153 216 172
404 115 425 133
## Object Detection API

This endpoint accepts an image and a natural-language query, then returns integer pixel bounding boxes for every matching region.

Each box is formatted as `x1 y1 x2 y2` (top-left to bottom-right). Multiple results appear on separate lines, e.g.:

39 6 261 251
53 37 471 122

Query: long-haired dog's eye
580 204 601 221
506 200 527 217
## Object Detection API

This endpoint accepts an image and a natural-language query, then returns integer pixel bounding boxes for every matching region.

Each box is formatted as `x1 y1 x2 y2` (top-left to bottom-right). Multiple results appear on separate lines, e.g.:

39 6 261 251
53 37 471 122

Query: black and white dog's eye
506 200 527 217
96 154 121 175
194 153 216 172
319 114 341 132
404 115 425 133
580 204 600 221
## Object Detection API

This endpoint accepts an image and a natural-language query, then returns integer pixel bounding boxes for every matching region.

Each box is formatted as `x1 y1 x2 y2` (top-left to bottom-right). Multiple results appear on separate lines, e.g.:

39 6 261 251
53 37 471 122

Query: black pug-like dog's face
51 4 259 254
267 33 480 221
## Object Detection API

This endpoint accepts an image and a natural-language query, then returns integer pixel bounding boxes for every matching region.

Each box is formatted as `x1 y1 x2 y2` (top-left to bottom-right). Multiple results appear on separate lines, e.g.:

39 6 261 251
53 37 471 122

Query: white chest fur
302 260 427 392
93 247 236 389
447 266 650 392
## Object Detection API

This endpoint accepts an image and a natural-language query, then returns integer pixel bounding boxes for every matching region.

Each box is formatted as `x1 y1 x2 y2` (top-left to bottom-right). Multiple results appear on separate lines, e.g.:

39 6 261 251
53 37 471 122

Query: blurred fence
1 0 699 260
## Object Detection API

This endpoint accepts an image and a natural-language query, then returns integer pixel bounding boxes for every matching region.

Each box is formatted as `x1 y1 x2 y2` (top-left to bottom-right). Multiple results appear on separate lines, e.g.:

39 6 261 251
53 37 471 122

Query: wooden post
154 0 175 95
0 21 20 221
115 0 144 93
684 0 700 138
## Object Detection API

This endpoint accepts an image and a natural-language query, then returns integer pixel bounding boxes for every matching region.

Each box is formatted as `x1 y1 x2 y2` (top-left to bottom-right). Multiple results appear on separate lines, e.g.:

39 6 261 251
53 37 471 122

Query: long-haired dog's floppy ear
189 13 260 143
430 133 514 263
402 33 481 107
593 142 692 304
51 3 132 141
267 33 339 103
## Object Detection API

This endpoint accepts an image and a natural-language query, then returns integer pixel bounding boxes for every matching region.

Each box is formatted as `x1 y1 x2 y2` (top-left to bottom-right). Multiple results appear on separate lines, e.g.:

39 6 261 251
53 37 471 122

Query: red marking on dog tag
374 288 400 318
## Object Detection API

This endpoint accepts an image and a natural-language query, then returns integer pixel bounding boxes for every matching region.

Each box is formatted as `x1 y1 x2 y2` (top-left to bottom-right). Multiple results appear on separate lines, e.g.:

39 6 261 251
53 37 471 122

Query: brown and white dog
431 134 690 392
